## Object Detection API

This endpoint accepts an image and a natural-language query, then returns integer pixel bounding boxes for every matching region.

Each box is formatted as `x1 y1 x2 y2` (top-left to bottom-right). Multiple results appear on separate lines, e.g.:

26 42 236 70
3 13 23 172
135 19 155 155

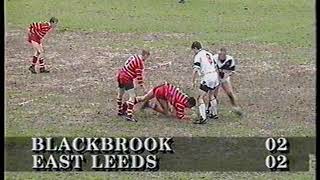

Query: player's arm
136 63 146 92
192 57 201 88
40 23 53 43
27 24 33 38
175 104 191 121
27 26 30 35
220 58 236 76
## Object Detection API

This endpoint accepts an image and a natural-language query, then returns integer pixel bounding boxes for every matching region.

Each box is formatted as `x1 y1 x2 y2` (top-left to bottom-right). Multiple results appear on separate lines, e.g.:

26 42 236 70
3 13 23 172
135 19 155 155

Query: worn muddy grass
5 29 315 179
5 30 315 137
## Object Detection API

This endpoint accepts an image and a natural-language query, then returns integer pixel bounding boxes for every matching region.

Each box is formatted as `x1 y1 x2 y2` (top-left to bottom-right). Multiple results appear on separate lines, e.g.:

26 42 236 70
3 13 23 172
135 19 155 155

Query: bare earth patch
5 30 316 137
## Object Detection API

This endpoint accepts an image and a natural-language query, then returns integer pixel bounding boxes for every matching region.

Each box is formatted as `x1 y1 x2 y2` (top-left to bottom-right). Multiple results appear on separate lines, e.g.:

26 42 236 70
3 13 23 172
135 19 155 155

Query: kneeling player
136 83 196 121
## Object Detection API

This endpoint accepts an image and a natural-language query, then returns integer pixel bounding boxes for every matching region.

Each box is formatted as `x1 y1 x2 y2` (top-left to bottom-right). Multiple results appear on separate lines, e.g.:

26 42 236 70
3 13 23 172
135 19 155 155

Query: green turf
6 0 315 47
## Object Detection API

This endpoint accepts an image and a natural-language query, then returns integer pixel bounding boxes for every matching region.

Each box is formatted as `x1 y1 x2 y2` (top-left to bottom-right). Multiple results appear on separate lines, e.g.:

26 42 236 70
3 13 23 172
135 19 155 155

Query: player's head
191 41 202 53
141 49 150 60
49 17 59 28
218 47 227 60
187 97 197 108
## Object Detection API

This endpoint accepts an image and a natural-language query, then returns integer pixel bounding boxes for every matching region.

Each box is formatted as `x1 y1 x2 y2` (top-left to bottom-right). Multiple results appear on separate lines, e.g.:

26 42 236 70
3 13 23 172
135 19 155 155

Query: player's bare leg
194 90 208 124
136 89 155 109
37 43 50 73
117 88 126 116
136 89 169 115
207 89 218 119
207 85 219 114
125 89 137 122
221 81 243 116
30 41 49 73
156 99 170 116
28 41 42 74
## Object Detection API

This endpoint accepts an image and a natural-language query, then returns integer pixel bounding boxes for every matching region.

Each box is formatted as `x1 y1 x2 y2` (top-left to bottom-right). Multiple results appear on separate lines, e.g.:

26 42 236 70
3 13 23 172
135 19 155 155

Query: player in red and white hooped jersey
135 82 196 121
117 50 150 122
27 17 58 74
212 47 242 116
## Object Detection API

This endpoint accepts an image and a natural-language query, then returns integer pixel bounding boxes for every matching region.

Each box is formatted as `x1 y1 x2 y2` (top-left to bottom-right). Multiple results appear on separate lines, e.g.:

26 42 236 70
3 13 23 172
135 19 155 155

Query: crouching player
117 50 150 122
136 82 196 121
27 17 58 74
212 48 242 116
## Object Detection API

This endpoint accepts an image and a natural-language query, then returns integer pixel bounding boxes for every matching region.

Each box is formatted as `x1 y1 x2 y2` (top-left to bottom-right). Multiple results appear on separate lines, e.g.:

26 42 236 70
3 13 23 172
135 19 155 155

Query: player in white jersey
212 47 242 116
191 41 220 124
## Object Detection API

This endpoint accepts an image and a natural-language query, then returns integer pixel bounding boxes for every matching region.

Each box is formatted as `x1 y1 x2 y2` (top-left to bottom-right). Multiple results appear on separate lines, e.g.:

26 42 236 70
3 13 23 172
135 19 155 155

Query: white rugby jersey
212 54 236 71
193 49 218 76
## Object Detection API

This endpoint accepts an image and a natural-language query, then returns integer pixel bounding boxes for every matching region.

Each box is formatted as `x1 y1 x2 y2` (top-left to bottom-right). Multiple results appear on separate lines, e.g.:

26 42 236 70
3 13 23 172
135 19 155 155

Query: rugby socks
206 102 211 113
199 103 206 120
39 58 45 69
117 98 123 114
31 56 38 67
126 101 135 119
209 99 218 115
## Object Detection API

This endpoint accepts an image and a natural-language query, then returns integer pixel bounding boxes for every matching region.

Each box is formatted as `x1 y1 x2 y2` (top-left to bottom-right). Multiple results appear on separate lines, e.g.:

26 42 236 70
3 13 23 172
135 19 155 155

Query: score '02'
265 137 289 153
265 155 289 171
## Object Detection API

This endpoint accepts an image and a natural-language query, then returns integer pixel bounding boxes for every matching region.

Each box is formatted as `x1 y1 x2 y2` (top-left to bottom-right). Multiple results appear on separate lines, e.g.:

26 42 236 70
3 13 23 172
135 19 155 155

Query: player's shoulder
226 55 234 60
195 49 208 57
212 53 219 59
200 49 210 54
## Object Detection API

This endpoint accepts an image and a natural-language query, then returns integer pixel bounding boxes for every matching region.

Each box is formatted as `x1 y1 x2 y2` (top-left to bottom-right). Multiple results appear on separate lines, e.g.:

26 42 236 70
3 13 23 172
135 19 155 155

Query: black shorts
117 72 134 91
199 83 218 93
118 82 134 91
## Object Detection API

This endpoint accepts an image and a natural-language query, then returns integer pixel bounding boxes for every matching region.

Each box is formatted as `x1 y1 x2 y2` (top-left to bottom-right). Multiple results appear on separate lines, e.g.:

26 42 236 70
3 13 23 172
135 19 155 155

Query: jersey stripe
29 22 52 39
121 55 144 84
165 84 189 119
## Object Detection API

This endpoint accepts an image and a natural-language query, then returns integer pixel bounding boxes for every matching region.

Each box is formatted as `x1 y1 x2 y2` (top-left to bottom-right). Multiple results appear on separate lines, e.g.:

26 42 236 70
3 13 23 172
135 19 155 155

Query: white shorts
200 72 220 92
220 76 231 84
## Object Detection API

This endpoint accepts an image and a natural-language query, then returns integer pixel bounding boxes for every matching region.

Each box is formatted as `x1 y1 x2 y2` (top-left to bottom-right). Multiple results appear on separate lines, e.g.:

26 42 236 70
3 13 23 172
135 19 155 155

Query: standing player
27 17 59 74
191 41 220 124
212 47 242 116
117 50 150 122
136 82 196 121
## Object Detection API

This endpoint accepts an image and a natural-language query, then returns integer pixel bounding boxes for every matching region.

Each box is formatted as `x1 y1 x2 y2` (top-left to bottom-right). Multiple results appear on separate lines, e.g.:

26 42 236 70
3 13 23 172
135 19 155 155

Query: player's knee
197 96 205 104
135 96 144 103
226 91 234 98
127 90 136 98
163 109 170 116
38 48 44 54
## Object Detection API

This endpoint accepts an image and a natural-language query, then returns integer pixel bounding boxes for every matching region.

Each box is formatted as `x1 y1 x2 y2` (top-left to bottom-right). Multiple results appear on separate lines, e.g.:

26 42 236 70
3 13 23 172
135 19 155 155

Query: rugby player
212 47 242 116
27 17 58 74
135 82 196 121
117 50 150 122
191 41 220 124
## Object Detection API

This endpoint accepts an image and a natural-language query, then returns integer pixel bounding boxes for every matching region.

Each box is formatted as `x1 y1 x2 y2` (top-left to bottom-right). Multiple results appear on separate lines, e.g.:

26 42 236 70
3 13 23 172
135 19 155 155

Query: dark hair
49 17 58 23
188 97 196 108
219 47 227 53
191 41 202 50
142 49 150 56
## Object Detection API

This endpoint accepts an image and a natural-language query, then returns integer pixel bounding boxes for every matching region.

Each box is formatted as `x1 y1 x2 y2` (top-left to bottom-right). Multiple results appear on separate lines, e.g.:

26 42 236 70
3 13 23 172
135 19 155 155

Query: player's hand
140 85 146 94
192 82 196 88
180 116 191 123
